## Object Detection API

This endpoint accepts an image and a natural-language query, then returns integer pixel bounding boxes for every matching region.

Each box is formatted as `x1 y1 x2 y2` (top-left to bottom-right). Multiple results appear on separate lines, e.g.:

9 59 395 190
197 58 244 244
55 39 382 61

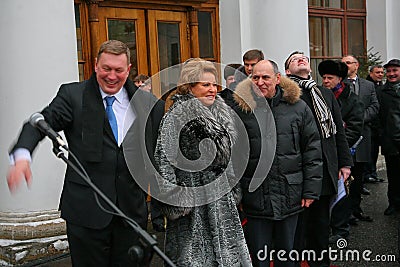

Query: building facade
1 0 399 265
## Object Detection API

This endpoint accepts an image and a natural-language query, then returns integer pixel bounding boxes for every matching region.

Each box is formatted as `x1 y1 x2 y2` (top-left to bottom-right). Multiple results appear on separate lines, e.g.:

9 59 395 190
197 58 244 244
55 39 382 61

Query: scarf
332 82 345 99
289 75 337 139
388 81 400 92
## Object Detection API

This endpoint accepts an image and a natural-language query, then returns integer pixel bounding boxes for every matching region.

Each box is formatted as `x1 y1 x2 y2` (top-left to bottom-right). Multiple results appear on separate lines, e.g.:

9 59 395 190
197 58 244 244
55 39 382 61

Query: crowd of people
6 39 400 267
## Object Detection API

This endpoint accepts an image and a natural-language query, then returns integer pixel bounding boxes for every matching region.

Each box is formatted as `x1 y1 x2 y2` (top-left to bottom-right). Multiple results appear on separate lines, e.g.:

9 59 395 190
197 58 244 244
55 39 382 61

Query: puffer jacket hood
233 76 302 112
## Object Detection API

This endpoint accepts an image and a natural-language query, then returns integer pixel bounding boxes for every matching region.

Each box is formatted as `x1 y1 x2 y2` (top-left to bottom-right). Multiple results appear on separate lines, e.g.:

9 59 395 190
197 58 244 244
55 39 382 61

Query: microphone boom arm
51 144 176 267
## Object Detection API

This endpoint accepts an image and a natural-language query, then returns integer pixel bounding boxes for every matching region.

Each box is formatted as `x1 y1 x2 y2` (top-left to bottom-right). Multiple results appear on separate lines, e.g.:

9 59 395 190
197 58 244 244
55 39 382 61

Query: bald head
251 60 280 98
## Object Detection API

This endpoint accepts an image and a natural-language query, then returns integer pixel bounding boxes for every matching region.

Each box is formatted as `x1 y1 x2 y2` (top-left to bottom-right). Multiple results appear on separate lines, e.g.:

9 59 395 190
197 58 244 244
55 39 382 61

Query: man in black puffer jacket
223 60 322 267
285 51 353 267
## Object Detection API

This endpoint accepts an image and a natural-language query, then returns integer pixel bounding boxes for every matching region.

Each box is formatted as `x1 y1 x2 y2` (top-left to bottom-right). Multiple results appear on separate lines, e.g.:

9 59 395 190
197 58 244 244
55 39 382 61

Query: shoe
366 177 379 183
384 205 398 216
361 187 370 195
349 217 359 226
353 212 373 222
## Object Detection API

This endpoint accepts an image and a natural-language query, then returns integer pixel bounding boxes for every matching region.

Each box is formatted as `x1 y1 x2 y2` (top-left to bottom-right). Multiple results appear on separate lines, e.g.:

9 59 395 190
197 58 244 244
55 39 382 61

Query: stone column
0 0 78 265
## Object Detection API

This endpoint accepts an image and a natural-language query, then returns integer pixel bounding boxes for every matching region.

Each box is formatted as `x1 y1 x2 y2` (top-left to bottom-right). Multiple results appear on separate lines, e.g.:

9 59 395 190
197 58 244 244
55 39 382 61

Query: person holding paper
318 60 364 243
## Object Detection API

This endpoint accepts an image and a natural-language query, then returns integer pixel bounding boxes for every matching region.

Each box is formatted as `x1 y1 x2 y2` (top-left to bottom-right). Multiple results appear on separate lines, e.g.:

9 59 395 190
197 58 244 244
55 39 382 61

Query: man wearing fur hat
285 51 353 267
231 60 323 266
318 59 364 244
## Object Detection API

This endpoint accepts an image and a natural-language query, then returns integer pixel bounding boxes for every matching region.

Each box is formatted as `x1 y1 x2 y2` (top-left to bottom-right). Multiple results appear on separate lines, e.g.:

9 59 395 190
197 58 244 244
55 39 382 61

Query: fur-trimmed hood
233 76 302 112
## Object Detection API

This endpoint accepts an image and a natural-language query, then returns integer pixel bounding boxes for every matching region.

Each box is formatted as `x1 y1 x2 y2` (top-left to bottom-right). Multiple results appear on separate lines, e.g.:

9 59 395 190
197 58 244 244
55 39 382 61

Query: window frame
197 2 220 62
308 0 366 58
308 0 366 82
74 1 92 81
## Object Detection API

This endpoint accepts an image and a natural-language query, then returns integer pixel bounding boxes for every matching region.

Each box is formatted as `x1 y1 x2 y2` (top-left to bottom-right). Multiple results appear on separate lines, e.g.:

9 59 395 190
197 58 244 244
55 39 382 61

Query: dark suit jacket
344 78 379 162
11 73 165 229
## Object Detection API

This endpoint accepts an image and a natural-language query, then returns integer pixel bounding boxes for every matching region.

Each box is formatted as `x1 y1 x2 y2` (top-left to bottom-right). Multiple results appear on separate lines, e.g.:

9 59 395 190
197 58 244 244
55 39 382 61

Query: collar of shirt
348 76 358 82
99 87 125 105
99 87 135 145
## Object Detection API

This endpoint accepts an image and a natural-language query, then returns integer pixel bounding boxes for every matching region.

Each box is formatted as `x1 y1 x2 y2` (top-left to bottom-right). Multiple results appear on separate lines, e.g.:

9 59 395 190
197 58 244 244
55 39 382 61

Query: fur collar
233 76 301 112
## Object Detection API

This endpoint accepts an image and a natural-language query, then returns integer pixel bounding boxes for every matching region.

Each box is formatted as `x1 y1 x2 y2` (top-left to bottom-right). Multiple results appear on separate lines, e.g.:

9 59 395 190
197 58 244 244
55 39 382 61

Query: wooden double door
98 7 191 97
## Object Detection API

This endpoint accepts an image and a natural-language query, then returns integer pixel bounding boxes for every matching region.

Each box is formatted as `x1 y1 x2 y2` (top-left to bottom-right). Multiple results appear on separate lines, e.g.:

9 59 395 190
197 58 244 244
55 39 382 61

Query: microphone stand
52 143 176 267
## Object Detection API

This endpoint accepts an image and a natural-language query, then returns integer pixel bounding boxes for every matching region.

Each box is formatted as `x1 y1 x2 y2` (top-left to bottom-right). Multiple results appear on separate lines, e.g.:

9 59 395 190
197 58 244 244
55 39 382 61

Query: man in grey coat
342 55 379 223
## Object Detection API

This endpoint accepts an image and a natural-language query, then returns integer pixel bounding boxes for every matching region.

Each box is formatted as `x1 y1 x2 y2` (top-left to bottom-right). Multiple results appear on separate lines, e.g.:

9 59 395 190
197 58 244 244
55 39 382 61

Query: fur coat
154 93 252 266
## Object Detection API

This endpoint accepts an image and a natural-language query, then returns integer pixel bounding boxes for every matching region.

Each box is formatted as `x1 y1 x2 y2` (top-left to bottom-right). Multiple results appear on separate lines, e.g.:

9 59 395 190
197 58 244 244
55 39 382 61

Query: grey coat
154 94 252 267
344 77 379 162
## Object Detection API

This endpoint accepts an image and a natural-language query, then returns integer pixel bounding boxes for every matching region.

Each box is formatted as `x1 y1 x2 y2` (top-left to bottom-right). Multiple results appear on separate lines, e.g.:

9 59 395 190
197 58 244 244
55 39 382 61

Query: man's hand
339 167 351 182
301 199 314 208
6 160 32 193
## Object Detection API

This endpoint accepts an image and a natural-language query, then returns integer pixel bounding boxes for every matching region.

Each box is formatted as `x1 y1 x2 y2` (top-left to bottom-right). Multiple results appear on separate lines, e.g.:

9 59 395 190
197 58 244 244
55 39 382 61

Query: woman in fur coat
154 59 252 267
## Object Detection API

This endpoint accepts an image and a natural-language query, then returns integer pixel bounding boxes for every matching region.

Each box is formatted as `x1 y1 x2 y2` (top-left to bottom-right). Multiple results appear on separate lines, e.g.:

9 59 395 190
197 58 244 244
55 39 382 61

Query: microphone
29 113 67 148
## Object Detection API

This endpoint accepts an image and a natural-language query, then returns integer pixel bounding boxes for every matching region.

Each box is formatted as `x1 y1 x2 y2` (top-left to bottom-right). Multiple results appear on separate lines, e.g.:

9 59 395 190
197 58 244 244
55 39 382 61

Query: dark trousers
349 162 365 215
67 216 149 267
294 195 331 267
245 214 299 267
330 195 351 238
364 134 380 180
384 155 400 207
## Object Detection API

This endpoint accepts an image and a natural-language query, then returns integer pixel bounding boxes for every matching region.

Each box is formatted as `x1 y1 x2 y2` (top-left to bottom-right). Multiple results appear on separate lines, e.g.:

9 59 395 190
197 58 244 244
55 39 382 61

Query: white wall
220 0 309 73
0 0 78 212
386 0 400 60
366 0 387 62
219 0 243 66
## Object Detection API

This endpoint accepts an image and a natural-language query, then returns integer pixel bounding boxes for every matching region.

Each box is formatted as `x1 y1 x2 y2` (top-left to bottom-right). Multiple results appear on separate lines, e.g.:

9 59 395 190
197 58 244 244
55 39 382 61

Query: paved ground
26 169 400 267
330 169 399 267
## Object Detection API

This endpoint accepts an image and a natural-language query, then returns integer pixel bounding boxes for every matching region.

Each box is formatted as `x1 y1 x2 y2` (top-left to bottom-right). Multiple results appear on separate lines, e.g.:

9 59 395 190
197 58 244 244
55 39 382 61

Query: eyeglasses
344 61 357 65
289 56 309 64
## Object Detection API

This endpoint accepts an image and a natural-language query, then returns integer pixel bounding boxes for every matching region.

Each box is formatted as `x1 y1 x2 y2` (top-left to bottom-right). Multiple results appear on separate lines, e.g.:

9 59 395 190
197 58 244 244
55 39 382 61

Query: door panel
98 8 190 98
148 10 190 97
98 8 148 80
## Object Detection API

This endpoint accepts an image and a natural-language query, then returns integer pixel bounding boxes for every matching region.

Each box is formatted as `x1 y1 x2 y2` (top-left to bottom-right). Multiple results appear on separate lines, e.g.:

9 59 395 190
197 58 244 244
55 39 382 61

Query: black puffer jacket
230 77 323 220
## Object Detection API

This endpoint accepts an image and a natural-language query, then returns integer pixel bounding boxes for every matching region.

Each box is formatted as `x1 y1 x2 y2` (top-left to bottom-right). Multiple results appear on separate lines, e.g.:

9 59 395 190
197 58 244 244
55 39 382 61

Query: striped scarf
289 75 336 139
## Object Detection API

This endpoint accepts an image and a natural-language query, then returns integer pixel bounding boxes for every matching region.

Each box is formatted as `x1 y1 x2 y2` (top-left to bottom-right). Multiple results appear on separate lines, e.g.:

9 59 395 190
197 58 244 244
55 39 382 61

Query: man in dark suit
6 40 164 266
342 55 379 223
285 51 353 267
365 65 385 183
